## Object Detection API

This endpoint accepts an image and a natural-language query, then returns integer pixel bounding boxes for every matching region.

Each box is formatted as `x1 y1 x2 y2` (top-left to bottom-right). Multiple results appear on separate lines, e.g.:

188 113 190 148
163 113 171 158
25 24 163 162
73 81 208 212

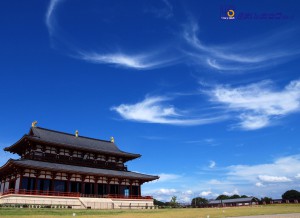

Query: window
37 179 51 191
97 183 107 195
21 177 36 190
9 180 15 190
108 156 116 162
49 147 57 154
109 184 119 195
132 186 139 196
96 155 106 161
84 183 94 195
54 180 66 192
59 149 69 156
73 151 82 158
70 182 81 193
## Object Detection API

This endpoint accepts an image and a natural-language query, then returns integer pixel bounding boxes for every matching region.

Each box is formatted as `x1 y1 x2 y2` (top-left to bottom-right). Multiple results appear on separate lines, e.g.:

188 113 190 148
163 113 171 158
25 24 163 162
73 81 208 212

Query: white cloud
146 188 194 203
112 96 225 126
209 161 216 168
208 179 223 185
258 175 291 183
227 155 300 184
145 155 300 201
209 79 300 130
183 21 300 71
78 51 174 70
255 182 264 187
200 191 212 197
145 0 173 19
45 1 178 70
157 188 177 195
45 0 61 35
180 196 192 203
185 190 193 195
157 173 181 182
184 138 219 147
223 189 239 196
238 114 270 130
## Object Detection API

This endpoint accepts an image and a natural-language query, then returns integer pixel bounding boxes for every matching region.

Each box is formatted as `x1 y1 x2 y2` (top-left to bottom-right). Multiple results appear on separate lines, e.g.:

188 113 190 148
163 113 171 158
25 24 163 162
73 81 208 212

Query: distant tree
261 197 272 203
282 190 300 200
216 194 230 200
170 196 179 208
241 195 248 198
253 197 260 202
154 199 166 206
191 197 208 207
229 194 241 199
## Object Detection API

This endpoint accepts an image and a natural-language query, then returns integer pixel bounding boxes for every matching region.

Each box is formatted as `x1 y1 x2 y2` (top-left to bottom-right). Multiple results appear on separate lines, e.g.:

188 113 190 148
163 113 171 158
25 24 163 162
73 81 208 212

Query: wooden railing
106 194 153 199
1 189 153 200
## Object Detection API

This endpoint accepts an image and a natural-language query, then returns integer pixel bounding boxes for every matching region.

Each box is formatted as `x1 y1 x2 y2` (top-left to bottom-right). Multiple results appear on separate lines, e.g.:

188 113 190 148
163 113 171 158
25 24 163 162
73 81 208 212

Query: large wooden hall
0 122 159 209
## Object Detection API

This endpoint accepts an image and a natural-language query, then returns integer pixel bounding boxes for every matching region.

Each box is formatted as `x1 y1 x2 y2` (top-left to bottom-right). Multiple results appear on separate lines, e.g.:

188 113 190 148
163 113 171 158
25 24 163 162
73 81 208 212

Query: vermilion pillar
81 175 86 195
66 174 71 193
94 177 99 196
129 180 133 197
107 178 111 195
51 172 56 192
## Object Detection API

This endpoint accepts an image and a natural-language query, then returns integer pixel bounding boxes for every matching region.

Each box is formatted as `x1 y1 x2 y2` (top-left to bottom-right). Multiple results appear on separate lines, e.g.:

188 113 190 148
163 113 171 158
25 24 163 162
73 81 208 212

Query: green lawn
0 204 300 218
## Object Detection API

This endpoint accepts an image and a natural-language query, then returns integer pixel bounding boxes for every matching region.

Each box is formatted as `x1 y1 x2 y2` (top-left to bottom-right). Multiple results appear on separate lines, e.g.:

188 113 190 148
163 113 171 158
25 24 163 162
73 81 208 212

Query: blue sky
1 0 300 202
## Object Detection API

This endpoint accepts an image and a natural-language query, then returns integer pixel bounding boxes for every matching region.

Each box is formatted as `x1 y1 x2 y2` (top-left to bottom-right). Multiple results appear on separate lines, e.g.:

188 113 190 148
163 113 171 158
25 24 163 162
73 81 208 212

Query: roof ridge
34 127 113 143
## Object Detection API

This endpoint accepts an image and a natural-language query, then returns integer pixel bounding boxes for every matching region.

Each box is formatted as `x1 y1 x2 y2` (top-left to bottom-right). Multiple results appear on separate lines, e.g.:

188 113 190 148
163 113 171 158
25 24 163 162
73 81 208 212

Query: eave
0 159 159 183
4 135 141 161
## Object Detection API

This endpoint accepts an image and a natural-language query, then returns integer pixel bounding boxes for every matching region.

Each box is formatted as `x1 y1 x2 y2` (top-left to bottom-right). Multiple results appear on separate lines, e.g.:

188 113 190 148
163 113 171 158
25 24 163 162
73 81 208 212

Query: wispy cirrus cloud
183 21 300 71
45 1 299 72
78 51 175 70
45 0 177 70
208 79 300 130
45 0 62 36
111 96 225 126
145 0 173 19
209 161 216 169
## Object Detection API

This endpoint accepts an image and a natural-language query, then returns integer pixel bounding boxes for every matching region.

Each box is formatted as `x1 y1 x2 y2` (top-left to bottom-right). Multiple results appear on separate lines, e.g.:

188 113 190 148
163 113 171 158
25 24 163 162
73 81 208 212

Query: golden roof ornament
75 130 79 137
110 137 115 143
31 121 37 128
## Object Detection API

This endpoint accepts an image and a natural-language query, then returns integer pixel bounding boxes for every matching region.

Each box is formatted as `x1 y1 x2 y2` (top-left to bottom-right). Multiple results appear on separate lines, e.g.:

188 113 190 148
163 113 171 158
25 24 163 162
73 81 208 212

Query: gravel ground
229 213 300 218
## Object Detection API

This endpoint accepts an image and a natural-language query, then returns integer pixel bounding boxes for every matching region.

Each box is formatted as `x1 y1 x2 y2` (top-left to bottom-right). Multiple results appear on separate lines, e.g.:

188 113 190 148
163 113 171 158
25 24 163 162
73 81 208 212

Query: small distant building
208 197 258 207
271 199 283 204
0 124 159 209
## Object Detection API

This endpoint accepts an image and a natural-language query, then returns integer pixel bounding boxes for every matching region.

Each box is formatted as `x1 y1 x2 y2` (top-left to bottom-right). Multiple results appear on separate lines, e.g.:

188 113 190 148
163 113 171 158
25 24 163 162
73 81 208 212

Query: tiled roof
10 159 158 181
209 197 256 204
5 127 140 159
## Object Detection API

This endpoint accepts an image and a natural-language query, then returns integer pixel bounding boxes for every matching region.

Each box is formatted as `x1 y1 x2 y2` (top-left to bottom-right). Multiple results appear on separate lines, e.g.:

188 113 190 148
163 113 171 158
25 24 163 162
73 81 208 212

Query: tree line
154 189 300 208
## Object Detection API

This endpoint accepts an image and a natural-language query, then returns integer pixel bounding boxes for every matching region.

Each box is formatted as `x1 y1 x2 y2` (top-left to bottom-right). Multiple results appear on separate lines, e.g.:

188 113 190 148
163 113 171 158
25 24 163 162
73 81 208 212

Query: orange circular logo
227 9 235 17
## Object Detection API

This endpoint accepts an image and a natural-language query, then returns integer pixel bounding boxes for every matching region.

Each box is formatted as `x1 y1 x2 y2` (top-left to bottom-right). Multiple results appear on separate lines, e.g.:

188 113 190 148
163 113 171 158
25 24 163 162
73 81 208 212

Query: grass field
1 204 300 218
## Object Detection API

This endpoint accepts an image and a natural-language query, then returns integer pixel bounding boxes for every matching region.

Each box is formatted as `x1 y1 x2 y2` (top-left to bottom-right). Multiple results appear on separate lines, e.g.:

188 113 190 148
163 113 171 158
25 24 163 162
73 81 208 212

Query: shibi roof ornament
31 121 37 128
